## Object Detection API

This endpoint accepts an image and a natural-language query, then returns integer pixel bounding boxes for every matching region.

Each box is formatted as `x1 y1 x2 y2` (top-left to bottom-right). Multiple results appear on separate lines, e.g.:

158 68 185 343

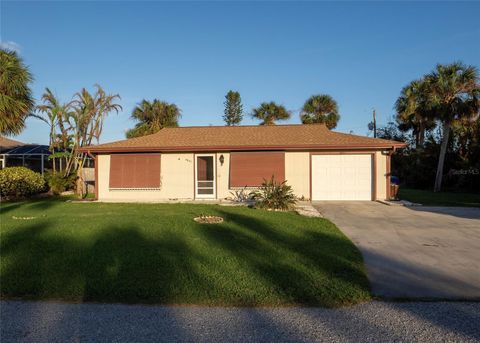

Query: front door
195 154 216 199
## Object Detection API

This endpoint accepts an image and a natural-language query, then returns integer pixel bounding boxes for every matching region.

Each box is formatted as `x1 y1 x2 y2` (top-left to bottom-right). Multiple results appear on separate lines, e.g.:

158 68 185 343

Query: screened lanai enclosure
0 144 52 175
0 136 96 194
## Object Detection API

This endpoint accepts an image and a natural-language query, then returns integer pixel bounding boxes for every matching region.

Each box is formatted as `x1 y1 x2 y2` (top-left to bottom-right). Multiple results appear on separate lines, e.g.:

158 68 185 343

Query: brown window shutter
229 152 285 187
109 155 125 188
109 154 161 188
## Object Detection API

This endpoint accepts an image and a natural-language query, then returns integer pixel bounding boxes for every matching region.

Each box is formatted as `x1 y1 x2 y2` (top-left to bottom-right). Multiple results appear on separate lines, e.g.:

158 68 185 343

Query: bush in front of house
250 177 296 211
229 186 253 203
0 167 46 198
44 171 77 194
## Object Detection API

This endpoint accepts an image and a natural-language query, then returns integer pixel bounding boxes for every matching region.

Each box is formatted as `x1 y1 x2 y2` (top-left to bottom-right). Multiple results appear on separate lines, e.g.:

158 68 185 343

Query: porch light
219 154 225 165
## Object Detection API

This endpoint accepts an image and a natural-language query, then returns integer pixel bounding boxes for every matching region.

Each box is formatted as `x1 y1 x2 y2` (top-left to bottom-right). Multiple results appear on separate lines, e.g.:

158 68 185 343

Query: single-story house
80 124 406 202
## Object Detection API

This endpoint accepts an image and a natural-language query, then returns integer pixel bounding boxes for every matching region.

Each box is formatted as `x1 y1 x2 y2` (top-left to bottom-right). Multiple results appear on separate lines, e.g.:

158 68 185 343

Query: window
109 154 161 189
229 152 285 187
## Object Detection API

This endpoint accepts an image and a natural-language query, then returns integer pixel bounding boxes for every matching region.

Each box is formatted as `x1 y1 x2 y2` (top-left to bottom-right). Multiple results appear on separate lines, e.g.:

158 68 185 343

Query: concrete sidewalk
1 300 479 342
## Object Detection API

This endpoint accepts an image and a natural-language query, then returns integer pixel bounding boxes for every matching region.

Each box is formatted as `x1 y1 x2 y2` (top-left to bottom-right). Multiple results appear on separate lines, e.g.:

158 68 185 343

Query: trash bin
390 175 400 200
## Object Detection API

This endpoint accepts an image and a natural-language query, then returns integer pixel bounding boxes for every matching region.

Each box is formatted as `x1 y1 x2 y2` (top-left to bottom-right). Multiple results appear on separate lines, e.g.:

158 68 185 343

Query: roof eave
79 143 406 154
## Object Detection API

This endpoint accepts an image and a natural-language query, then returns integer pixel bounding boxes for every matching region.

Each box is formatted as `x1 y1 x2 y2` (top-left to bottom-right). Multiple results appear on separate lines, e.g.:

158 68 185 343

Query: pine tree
223 91 243 126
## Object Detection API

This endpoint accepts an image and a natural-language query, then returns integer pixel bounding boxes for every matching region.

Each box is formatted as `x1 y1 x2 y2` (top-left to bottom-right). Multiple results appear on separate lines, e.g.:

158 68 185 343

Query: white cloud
0 41 21 52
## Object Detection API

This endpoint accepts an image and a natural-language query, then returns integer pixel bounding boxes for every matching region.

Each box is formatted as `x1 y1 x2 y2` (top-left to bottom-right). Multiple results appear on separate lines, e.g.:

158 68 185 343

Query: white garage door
312 154 373 200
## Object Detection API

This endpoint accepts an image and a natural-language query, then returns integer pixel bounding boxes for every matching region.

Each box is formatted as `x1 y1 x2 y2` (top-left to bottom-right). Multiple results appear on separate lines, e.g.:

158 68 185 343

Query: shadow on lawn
0 197 64 215
0 211 369 307
0 201 26 215
27 197 64 211
0 208 369 307
0 220 206 304
199 209 370 307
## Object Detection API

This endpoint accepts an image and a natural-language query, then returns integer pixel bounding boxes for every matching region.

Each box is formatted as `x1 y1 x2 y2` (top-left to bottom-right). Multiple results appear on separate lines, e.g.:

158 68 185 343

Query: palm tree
251 102 290 125
0 49 34 135
424 62 480 192
300 95 340 130
32 88 72 173
452 115 479 161
69 85 122 195
126 99 181 138
395 80 435 148
70 85 122 146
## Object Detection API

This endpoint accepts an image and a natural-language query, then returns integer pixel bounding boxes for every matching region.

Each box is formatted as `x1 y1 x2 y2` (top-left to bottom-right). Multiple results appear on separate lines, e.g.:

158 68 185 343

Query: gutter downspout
86 150 98 201
387 146 396 200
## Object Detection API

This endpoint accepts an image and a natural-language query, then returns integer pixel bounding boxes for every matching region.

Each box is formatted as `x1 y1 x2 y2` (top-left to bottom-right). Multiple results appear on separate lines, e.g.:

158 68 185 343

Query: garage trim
386 153 391 200
309 152 377 201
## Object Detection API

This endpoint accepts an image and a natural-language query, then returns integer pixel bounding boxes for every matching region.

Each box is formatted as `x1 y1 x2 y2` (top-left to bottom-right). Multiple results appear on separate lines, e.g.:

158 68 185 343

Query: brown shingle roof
81 124 406 153
0 136 24 153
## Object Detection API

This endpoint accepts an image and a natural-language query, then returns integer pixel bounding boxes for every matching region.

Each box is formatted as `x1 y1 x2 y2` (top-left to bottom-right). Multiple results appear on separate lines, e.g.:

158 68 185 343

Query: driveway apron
313 202 480 299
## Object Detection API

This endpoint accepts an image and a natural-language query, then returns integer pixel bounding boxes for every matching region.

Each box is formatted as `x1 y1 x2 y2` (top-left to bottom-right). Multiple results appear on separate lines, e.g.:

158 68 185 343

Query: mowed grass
399 188 480 207
0 198 370 307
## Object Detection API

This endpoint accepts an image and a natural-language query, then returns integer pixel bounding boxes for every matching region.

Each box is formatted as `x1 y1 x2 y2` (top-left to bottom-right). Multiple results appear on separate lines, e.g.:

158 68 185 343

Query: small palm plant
250 177 296 211
229 186 252 203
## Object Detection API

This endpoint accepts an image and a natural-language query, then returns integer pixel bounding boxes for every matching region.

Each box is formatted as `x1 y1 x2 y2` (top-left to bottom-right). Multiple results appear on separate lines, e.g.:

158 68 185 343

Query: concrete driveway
313 202 480 299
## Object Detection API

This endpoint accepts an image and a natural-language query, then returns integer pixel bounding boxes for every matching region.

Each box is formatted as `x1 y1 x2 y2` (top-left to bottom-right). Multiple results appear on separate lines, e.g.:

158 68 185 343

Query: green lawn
399 188 480 207
0 198 370 307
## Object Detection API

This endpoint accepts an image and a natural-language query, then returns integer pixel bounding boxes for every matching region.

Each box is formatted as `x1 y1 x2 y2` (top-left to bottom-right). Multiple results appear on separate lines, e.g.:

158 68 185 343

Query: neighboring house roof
81 124 407 153
0 136 25 153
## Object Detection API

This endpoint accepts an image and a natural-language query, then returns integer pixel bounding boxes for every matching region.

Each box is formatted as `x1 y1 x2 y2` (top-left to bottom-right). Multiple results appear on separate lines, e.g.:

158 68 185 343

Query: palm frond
0 49 34 135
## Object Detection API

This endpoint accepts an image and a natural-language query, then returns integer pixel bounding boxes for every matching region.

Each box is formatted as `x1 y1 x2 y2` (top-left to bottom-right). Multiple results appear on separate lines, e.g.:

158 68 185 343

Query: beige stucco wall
216 152 231 199
97 153 194 201
285 152 310 200
375 151 388 200
96 150 389 202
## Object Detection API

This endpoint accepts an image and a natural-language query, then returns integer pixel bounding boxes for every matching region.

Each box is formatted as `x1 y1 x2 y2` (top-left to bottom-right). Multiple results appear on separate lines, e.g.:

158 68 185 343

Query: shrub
44 171 77 194
250 177 296 211
229 186 253 203
0 167 46 198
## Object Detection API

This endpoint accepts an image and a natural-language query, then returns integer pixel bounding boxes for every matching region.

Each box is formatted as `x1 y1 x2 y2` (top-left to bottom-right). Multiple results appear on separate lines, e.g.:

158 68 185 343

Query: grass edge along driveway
0 198 371 308
399 188 480 207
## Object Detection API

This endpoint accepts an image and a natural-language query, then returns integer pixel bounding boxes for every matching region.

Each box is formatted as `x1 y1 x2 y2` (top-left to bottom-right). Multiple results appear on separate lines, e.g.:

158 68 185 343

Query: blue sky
2 1 479 144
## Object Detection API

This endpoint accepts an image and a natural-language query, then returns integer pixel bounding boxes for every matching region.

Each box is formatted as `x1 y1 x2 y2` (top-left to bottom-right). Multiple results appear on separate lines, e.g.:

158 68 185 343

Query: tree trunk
49 130 56 174
75 154 88 197
434 121 451 192
418 123 425 148
76 175 85 197
414 128 420 149
51 146 56 174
